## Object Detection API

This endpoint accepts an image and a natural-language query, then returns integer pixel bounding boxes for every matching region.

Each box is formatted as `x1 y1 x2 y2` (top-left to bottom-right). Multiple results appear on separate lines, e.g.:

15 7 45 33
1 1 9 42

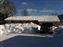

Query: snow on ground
59 25 63 28
0 23 63 41
0 22 41 35
0 22 63 35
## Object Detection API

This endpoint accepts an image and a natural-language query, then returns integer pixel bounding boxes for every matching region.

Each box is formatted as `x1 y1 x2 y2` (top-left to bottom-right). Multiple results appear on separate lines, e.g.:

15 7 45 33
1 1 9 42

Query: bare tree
0 0 16 20
21 2 30 16
22 9 30 16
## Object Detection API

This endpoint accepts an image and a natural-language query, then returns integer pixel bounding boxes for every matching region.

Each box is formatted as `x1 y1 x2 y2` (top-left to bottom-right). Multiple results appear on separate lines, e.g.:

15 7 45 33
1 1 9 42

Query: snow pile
0 22 63 35
51 26 58 30
59 25 63 28
0 23 41 35
0 25 5 35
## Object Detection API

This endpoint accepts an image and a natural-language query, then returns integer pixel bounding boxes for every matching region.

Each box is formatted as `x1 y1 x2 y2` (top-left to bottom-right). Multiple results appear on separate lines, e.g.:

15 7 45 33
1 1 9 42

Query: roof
5 16 60 22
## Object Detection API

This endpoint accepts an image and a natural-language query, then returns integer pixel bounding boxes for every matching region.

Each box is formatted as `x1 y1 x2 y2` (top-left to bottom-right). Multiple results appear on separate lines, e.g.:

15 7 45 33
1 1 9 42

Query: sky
10 0 63 16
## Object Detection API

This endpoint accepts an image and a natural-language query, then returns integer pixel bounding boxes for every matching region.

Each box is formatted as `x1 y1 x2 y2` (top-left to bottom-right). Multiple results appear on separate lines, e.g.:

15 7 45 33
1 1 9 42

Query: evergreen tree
0 0 16 20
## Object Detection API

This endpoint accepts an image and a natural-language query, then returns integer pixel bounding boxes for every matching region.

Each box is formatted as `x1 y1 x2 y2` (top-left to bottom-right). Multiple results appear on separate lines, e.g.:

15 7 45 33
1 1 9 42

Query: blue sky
11 0 63 16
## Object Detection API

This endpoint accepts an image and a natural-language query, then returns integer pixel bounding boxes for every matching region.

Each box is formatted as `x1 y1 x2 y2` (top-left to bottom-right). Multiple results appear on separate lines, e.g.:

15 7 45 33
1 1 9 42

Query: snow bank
0 23 41 35
0 22 63 35
0 25 5 35
59 25 63 28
